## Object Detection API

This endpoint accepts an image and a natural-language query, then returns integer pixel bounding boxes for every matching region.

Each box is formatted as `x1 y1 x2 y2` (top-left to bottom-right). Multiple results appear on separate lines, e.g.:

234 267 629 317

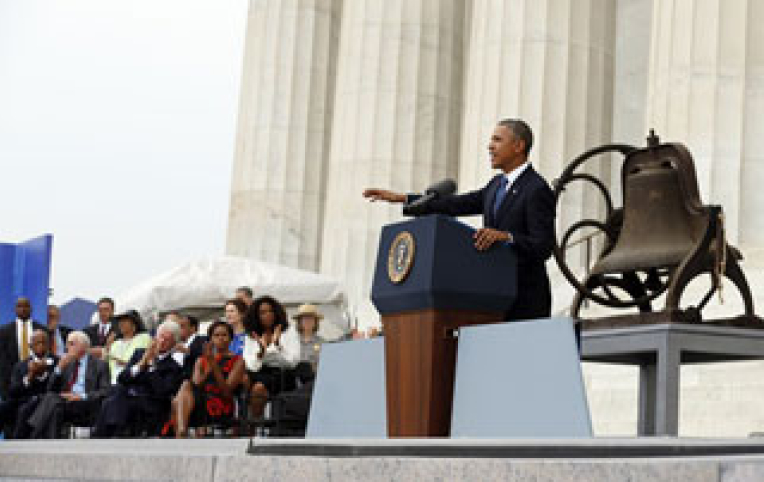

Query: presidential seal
388 231 415 284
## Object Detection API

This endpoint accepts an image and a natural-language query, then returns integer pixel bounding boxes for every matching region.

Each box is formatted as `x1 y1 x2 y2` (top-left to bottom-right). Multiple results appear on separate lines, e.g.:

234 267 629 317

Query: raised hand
139 340 159 369
473 228 510 251
202 342 215 363
27 360 46 378
58 352 78 370
362 188 406 203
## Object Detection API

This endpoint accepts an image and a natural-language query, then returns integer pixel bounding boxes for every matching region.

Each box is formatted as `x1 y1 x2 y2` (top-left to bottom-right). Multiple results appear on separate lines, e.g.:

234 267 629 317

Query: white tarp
110 256 350 339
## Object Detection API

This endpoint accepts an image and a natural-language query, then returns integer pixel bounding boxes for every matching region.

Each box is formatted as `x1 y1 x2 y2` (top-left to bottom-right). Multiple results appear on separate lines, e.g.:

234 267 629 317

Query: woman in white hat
293 303 325 384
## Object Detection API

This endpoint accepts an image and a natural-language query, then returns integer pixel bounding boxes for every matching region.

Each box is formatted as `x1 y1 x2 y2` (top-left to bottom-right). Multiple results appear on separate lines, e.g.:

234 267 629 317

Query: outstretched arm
362 188 407 203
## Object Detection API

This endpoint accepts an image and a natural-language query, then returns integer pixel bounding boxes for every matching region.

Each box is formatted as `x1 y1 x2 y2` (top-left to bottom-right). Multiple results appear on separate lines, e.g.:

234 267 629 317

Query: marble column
458 0 617 312
319 0 467 326
226 0 341 270
645 0 749 244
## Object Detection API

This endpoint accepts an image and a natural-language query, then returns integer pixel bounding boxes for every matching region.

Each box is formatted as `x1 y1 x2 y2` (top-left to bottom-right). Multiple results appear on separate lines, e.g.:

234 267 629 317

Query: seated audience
104 311 151 383
93 320 184 437
293 304 325 384
173 314 207 379
170 321 245 437
243 296 299 417
224 299 247 356
15 331 110 439
0 330 57 437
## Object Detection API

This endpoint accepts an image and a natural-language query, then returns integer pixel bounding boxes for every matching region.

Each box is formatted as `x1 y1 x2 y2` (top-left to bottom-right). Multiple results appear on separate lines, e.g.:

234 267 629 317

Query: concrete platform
3 438 764 481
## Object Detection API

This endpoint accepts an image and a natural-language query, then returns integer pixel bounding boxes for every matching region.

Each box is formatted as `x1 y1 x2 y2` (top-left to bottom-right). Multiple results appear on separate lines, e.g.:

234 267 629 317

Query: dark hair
245 296 288 336
97 297 115 309
236 286 253 298
498 118 533 156
207 320 234 339
186 315 199 330
225 298 248 316
116 310 146 337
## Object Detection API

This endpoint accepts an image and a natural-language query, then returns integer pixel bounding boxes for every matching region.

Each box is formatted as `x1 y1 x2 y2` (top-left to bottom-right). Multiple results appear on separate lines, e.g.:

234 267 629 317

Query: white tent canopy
111 256 350 339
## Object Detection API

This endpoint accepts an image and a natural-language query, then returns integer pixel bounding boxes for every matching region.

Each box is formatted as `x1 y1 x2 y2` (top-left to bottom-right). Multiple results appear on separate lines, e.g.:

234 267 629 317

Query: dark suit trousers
25 393 98 439
94 386 168 437
0 398 23 438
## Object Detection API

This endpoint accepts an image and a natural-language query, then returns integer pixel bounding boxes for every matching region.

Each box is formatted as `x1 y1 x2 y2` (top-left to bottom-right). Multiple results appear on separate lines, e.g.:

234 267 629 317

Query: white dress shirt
501 161 531 193
16 319 34 360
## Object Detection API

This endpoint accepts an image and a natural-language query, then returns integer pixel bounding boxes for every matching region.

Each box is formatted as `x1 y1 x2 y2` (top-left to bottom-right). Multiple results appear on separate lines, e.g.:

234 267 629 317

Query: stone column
458 0 617 312
645 0 748 244
226 0 341 270
319 0 467 326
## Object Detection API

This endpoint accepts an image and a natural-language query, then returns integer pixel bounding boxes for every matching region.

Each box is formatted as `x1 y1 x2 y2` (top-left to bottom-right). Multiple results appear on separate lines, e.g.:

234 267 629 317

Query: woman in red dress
171 320 245 437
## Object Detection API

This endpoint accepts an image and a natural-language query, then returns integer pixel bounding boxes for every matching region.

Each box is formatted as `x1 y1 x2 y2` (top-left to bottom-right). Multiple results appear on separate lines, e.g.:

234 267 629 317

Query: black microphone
403 178 457 216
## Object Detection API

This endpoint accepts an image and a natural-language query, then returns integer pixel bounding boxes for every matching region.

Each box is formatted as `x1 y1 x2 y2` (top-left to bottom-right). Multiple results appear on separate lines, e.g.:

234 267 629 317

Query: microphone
403 178 457 216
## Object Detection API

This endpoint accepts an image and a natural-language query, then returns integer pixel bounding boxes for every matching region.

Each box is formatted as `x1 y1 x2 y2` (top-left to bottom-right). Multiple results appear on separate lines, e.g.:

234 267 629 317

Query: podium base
382 309 503 437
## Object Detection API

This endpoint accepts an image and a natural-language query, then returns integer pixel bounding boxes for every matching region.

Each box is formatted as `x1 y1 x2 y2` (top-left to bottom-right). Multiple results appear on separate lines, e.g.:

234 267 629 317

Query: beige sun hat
293 303 324 320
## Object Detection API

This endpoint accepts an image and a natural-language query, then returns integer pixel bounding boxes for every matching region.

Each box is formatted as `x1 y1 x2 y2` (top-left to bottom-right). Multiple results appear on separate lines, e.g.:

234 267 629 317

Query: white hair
67 331 91 348
157 320 181 343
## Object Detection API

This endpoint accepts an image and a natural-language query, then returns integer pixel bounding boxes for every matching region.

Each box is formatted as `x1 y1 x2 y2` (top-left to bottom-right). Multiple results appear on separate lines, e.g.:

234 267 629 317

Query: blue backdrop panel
451 318 592 438
307 337 386 438
60 298 97 330
0 235 53 325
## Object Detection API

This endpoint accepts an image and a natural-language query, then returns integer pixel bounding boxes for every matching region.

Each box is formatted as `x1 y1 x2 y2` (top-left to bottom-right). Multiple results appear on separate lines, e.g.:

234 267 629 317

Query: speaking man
363 118 555 320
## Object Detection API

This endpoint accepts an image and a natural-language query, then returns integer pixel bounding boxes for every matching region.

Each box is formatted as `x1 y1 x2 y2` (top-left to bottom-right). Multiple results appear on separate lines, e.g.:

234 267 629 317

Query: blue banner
0 235 53 325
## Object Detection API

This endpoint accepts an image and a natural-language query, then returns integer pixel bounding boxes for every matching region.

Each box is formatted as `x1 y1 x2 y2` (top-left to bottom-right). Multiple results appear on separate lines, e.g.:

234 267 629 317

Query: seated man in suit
0 297 46 401
363 118 555 320
172 315 206 379
0 330 57 437
15 330 110 439
93 320 184 437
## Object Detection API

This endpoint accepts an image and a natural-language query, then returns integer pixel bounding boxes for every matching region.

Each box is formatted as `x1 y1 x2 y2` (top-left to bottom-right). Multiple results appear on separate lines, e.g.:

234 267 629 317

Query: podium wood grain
382 309 503 437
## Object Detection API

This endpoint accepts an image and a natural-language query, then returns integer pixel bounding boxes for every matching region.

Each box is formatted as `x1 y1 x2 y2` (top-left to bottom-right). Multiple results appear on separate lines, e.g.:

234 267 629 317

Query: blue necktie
493 176 509 217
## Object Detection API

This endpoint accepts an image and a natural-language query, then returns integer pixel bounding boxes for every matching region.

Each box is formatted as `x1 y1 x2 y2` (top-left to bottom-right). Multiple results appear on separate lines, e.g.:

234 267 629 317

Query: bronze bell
591 145 707 276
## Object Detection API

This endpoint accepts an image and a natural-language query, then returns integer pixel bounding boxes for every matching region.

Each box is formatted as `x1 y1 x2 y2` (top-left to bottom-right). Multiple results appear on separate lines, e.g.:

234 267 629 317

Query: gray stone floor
2 438 764 481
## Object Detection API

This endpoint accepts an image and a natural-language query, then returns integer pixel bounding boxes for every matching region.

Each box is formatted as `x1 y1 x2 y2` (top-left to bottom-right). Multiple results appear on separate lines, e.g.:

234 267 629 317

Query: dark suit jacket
117 349 183 412
414 166 556 319
8 356 58 401
0 320 46 400
83 320 120 347
48 354 111 402
183 335 207 379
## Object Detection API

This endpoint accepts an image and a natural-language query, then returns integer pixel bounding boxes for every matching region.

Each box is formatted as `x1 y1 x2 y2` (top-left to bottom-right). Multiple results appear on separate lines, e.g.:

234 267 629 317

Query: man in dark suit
93 320 184 437
0 330 57 437
363 118 555 320
174 315 206 379
0 297 47 400
15 330 111 439
83 297 118 357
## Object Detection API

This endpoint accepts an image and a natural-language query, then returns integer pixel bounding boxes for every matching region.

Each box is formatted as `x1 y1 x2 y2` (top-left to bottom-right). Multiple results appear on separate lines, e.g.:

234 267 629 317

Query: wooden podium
371 215 517 437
